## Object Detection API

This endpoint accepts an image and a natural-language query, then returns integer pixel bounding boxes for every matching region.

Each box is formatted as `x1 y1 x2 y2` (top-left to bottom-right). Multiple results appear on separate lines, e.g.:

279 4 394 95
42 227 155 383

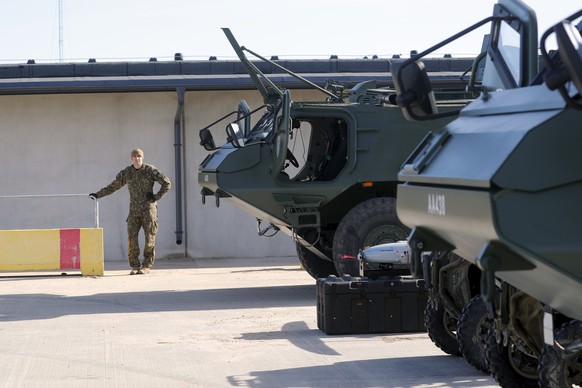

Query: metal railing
0 193 100 228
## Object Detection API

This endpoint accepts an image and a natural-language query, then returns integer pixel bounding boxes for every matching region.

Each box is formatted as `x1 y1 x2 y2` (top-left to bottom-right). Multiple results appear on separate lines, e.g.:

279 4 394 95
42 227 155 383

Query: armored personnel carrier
394 0 582 386
197 29 472 279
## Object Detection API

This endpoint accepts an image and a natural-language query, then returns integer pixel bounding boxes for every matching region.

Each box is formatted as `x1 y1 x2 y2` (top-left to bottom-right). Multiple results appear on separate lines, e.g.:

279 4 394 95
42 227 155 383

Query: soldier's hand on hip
146 192 156 202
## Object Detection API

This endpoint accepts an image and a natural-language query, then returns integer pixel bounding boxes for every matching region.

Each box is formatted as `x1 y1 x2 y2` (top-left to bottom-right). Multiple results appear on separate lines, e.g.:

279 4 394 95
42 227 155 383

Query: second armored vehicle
198 29 472 278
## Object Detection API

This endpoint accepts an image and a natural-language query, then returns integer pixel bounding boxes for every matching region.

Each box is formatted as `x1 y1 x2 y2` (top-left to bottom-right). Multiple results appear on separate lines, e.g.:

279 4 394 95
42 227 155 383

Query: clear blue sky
0 0 579 63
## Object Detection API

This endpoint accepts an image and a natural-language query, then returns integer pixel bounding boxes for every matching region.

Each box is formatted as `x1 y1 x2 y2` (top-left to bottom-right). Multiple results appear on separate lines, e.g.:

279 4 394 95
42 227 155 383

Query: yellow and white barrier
0 228 104 276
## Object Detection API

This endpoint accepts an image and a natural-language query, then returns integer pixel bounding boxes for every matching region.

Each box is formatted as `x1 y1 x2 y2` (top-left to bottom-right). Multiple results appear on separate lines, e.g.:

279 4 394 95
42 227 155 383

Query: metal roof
0 57 474 95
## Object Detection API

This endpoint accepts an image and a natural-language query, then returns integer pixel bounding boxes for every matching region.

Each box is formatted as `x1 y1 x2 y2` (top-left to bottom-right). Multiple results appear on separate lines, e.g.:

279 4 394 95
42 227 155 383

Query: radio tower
58 0 64 62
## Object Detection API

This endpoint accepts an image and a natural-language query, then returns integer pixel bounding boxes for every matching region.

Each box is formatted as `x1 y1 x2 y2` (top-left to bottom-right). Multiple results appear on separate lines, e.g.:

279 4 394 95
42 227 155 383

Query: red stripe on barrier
60 229 81 269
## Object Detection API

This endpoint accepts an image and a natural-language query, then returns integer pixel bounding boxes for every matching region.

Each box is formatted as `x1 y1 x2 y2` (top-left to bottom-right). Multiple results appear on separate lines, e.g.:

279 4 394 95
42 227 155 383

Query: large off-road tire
296 243 338 279
538 320 582 388
485 325 539 388
425 298 461 356
332 197 409 276
457 295 491 373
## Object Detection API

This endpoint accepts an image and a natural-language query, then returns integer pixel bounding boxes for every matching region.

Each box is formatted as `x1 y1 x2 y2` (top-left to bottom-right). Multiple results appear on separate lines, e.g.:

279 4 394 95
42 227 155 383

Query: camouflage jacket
95 163 171 212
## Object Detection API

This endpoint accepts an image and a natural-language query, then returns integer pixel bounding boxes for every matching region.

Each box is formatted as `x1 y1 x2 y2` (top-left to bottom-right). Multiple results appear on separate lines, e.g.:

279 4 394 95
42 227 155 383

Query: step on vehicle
197 29 473 278
394 0 582 386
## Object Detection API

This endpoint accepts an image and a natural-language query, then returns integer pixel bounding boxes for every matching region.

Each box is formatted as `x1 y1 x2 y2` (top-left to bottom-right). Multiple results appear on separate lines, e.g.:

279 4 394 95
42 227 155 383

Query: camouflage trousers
126 205 158 270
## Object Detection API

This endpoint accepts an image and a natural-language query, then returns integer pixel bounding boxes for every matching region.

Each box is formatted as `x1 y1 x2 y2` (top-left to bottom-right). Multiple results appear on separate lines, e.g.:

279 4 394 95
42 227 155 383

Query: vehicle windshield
497 20 522 86
246 100 282 143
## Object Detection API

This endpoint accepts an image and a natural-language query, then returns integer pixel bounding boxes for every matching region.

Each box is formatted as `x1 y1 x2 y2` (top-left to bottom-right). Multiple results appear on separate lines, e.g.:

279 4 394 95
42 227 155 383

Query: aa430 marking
428 193 446 216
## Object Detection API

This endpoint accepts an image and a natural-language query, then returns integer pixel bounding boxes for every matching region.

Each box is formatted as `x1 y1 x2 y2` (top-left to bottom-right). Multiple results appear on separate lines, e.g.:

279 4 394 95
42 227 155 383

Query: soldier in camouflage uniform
90 148 171 275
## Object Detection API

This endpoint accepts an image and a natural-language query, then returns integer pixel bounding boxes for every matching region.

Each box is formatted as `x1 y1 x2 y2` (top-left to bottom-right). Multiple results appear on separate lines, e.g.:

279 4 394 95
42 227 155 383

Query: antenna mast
58 0 64 62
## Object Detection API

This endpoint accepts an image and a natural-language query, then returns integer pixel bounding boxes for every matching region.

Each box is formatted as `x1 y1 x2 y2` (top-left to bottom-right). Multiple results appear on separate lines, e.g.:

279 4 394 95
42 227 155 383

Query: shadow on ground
0 283 315 321
226 354 493 387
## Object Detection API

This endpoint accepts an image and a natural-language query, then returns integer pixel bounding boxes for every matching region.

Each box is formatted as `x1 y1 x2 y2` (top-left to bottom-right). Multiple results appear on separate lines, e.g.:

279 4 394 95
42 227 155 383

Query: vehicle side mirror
226 123 245 148
394 61 438 121
555 20 582 94
199 128 217 151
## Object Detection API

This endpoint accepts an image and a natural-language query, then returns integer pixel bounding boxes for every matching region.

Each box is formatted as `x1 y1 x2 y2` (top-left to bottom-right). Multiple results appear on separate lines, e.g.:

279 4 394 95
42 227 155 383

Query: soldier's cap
131 148 144 158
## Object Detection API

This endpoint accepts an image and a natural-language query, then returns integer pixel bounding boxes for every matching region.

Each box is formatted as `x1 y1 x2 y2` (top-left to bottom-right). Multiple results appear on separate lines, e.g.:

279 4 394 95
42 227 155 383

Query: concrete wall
0 89 320 261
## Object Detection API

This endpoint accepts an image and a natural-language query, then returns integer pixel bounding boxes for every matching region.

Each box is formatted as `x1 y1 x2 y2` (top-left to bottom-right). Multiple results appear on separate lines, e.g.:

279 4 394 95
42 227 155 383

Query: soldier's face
132 154 143 169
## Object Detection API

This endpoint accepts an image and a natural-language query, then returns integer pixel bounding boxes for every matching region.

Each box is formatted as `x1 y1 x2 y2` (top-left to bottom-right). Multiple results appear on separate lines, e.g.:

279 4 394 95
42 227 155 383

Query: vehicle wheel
457 295 491 373
332 197 409 276
425 297 461 356
296 243 338 279
485 325 539 388
538 320 582 388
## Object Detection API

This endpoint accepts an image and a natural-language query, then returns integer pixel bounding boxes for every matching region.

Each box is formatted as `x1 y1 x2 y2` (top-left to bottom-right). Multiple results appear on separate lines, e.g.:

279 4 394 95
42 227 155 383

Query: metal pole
94 199 100 228
58 0 64 62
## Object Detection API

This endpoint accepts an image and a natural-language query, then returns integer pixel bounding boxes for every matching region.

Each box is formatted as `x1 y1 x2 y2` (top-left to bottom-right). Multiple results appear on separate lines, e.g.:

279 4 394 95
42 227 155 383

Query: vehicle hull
397 85 582 321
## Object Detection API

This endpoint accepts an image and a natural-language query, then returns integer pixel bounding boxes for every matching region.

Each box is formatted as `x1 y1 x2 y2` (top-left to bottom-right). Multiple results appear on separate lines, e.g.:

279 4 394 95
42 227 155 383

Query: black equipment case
316 274 427 335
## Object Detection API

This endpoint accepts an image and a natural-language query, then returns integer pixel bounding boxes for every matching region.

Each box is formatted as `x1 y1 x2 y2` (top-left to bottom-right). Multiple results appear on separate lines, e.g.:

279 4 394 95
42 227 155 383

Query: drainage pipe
174 87 185 246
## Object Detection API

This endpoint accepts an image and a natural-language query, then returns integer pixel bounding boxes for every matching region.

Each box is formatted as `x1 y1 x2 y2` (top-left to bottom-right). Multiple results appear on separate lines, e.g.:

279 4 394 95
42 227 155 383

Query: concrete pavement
0 257 499 387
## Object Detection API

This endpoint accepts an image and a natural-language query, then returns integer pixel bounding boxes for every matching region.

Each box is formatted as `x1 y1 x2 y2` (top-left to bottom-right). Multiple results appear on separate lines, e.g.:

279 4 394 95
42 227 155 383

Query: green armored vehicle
394 0 582 386
198 29 471 278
